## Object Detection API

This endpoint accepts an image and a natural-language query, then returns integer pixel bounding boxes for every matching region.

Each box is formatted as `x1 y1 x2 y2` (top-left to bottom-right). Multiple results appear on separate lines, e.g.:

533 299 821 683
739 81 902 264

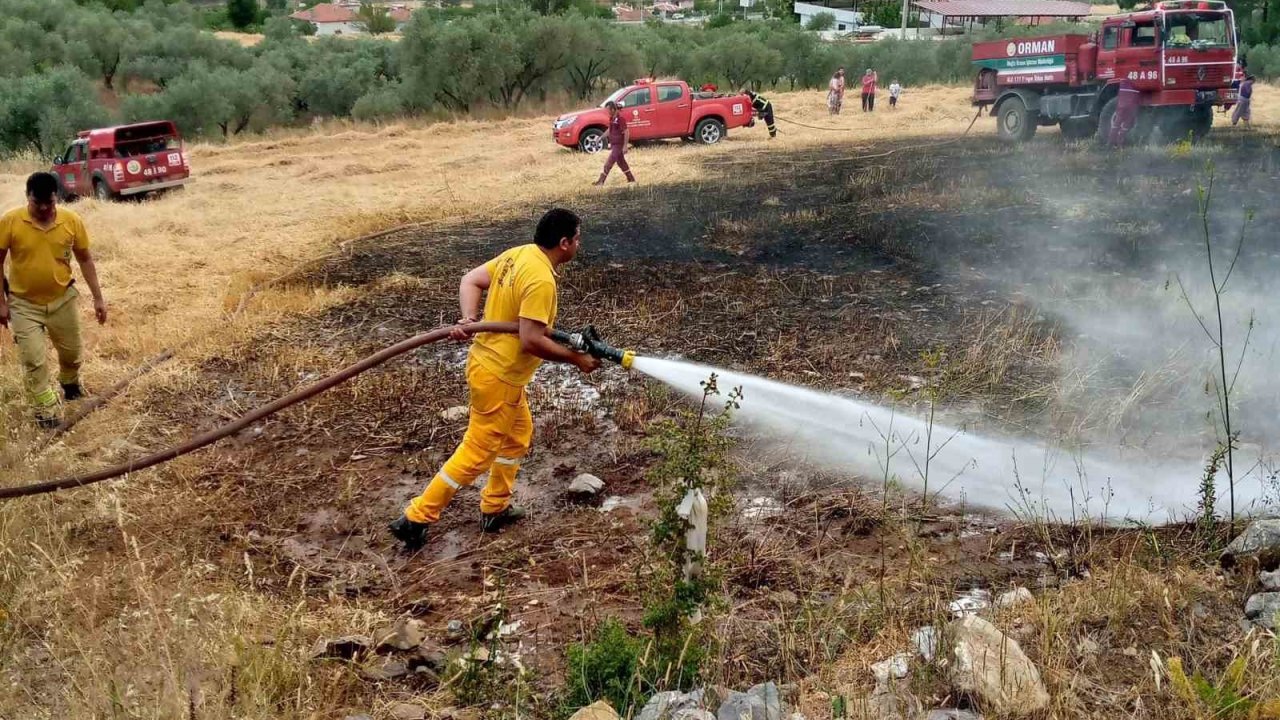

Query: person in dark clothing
743 89 777 138
594 101 635 186
1108 78 1140 147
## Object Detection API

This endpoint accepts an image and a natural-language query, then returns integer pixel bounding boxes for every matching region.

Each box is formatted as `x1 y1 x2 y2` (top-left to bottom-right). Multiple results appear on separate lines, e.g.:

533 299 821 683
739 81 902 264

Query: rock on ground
375 617 427 652
949 615 1050 716
717 690 767 720
865 685 921 720
568 473 606 495
440 405 469 423
746 682 785 720
570 700 621 720
1260 569 1280 591
994 587 1034 609
638 691 703 720
926 711 982 720
913 626 939 662
871 654 912 686
1222 519 1280 569
389 703 426 720
1245 592 1280 629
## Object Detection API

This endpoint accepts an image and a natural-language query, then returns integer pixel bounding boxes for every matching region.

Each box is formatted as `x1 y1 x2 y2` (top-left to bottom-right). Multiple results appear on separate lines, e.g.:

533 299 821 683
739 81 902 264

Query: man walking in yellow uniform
0 172 108 428
389 208 600 550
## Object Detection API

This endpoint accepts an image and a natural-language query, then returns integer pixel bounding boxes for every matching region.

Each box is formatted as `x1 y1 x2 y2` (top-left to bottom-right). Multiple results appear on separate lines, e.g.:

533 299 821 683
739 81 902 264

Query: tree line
0 0 1271 156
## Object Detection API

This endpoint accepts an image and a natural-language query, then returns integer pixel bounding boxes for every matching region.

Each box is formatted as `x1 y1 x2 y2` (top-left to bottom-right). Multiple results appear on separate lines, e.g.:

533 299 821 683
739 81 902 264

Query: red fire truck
972 0 1238 143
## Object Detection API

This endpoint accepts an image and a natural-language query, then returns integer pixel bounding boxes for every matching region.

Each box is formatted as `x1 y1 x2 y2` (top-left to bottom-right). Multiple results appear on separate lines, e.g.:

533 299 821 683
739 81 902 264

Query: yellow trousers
405 359 533 524
9 286 82 421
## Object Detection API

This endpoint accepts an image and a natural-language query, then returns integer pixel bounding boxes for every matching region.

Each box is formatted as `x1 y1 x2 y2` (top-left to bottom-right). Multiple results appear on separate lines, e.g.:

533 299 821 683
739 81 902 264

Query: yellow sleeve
518 279 556 325
72 214 90 251
0 214 10 251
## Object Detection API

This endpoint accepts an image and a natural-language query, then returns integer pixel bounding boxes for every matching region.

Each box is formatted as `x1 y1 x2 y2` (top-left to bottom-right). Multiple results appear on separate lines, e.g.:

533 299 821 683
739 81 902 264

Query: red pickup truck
51 121 191 201
553 79 755 153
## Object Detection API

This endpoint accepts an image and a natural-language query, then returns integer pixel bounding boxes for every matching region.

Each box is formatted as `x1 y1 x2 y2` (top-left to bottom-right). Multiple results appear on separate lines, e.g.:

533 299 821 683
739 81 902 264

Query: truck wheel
578 128 607 154
996 98 1037 142
1060 117 1097 141
695 118 725 145
94 179 113 202
1189 106 1212 141
1096 97 1118 145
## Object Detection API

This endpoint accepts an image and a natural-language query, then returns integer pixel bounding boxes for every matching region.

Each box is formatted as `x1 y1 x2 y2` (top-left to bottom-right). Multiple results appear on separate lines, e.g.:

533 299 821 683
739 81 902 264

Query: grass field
2 85 1280 719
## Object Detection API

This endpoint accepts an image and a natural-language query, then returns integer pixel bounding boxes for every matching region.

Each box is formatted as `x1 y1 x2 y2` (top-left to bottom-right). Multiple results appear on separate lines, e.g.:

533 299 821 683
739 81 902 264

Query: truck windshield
1163 12 1231 49
601 87 628 107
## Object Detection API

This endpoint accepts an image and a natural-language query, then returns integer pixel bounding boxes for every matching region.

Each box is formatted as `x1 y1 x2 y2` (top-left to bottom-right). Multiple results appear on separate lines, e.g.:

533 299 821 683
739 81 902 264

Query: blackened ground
124 129 1277 712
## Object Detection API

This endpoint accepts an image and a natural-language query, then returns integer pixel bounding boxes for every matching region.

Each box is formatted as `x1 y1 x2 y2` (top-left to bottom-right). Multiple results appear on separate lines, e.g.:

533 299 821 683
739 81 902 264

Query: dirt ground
2 90 1280 719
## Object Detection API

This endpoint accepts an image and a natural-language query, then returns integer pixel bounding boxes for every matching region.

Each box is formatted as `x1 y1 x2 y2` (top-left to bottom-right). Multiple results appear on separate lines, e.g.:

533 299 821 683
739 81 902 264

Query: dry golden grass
1 84 1278 718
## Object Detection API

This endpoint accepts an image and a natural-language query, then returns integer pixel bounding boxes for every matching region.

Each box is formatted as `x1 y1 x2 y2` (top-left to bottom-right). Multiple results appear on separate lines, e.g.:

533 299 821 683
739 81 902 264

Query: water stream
630 356 1273 524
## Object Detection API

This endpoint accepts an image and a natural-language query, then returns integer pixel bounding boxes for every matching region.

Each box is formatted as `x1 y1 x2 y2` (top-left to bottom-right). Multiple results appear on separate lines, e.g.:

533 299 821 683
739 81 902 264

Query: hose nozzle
551 325 635 369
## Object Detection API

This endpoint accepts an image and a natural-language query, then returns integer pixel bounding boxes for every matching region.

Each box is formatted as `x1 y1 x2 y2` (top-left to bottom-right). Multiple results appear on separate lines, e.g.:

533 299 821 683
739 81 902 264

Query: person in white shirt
889 80 902 109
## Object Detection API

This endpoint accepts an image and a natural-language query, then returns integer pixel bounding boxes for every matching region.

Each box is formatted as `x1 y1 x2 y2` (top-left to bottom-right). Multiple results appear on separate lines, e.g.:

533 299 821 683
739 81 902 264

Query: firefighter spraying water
972 0 1239 145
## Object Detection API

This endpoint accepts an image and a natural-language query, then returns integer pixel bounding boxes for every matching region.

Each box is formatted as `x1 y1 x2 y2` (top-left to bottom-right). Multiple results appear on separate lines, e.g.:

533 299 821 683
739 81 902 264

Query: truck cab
1095 1 1236 101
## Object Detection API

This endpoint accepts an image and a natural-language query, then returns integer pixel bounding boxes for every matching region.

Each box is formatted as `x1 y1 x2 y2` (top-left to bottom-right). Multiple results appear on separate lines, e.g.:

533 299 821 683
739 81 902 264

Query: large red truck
553 79 755 153
972 0 1238 143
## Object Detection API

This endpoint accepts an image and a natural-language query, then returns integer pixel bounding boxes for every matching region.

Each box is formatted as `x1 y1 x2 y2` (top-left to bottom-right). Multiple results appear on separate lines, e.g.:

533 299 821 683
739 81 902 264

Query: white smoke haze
632 356 1274 524
632 151 1280 524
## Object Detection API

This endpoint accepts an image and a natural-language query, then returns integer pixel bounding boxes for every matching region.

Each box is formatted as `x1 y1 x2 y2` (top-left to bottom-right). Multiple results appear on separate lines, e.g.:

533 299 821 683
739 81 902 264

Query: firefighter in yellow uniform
389 208 600 550
0 172 108 428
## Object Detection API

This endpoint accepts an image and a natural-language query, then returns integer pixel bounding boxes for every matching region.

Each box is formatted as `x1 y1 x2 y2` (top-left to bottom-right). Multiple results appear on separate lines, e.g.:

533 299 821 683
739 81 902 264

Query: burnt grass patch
133 131 1280 711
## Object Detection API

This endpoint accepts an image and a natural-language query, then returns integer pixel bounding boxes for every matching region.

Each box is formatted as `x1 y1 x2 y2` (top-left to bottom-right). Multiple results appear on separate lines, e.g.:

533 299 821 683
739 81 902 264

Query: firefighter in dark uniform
743 89 777 139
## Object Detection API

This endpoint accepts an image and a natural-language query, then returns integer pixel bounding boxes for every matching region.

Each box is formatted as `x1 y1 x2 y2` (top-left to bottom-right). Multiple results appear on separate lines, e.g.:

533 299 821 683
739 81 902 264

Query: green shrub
563 620 647 715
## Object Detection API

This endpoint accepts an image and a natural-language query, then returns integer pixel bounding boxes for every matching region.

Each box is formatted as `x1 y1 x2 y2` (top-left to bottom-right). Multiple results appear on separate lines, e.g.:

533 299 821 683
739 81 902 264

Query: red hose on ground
0 321 520 501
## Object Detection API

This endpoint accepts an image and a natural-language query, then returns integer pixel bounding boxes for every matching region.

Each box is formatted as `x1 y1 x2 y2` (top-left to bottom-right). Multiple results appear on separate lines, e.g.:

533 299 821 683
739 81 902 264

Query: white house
794 1 863 31
290 3 413 36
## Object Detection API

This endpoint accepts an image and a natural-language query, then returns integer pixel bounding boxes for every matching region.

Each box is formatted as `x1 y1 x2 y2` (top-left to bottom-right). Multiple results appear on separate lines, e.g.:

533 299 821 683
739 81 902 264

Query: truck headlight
554 117 578 130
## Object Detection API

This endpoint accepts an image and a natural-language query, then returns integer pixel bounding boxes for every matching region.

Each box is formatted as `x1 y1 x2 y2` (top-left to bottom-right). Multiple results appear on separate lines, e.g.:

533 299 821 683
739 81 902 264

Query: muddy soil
129 130 1277 704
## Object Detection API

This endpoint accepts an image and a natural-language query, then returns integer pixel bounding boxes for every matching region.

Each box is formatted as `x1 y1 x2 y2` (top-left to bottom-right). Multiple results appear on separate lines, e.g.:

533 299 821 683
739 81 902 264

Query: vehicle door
653 83 690 137
1119 18 1161 85
1095 22 1121 81
56 142 87 196
618 86 656 140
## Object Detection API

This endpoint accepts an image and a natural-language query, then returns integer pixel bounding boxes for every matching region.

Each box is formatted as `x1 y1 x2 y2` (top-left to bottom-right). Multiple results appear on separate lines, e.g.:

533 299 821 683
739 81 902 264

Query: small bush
352 84 405 121
563 620 647 715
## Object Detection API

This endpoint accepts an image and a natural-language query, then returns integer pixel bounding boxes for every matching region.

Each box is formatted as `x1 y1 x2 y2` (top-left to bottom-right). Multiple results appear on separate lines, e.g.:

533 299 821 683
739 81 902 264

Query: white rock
949 589 991 618
926 711 982 720
1245 592 1280 629
440 405 469 422
1222 519 1280 569
389 703 426 720
1076 636 1101 655
949 615 1049 716
1260 569 1280 591
871 653 912 687
600 496 626 513
913 626 939 662
568 473 606 495
994 587 1034 609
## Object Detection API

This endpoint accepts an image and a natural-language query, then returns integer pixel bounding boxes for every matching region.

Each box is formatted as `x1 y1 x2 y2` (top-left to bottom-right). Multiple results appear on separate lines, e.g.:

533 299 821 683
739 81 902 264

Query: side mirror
54 155 63 165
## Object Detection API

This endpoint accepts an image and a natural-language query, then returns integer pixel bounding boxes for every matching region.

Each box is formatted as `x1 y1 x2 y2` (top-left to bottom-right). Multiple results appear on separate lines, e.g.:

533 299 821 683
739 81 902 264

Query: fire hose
0 322 634 501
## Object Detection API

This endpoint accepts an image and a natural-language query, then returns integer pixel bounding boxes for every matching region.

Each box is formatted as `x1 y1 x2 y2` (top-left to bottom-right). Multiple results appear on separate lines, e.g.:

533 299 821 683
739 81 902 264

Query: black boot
388 515 429 551
480 505 528 533
61 383 84 401
36 416 60 430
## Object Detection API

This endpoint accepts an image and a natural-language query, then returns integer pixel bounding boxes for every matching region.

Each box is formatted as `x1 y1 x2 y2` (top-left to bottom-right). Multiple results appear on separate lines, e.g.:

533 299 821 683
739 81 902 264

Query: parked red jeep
553 79 755 153
52 121 191 201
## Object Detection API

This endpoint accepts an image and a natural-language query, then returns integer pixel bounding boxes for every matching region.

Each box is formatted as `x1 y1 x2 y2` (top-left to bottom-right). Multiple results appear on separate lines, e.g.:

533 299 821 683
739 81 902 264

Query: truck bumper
554 130 578 148
119 177 190 196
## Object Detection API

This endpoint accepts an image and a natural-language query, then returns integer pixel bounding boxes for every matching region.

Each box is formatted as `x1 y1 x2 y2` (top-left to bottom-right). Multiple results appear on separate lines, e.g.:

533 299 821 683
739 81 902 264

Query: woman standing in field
828 68 845 115
1232 75 1254 127
860 68 878 112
